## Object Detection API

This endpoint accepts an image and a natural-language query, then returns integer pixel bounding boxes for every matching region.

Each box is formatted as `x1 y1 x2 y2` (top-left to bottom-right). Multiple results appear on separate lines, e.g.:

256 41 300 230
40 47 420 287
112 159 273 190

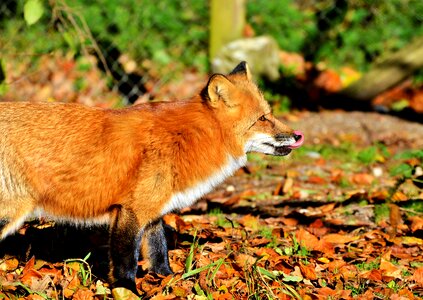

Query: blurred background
0 0 422 118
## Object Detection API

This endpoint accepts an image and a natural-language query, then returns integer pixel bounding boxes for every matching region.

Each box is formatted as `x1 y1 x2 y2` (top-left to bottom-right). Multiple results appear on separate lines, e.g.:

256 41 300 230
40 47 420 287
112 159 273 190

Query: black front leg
109 205 142 296
142 218 173 276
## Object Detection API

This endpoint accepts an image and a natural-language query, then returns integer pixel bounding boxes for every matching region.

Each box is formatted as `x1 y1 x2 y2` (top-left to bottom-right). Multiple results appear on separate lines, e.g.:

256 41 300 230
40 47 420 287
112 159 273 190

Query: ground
0 109 422 300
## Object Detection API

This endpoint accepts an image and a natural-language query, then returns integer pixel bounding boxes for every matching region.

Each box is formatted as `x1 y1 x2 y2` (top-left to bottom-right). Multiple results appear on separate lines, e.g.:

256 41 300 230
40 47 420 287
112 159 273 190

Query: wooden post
209 0 246 60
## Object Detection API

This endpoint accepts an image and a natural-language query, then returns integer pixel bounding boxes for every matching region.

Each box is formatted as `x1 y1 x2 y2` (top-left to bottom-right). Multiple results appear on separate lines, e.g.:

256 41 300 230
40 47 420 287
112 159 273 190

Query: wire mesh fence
0 0 422 105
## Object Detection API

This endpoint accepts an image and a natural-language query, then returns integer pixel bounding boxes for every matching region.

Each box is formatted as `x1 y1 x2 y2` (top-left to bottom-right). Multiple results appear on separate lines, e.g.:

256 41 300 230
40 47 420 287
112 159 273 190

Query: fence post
209 0 245 61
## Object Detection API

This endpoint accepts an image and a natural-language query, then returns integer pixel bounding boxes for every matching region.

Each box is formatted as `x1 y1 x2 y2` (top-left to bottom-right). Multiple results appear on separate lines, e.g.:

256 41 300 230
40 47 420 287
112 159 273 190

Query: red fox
0 62 303 294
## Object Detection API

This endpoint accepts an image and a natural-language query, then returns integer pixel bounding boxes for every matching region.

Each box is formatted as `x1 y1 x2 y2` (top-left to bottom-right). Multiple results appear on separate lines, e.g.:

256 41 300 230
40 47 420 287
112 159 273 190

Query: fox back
0 62 303 294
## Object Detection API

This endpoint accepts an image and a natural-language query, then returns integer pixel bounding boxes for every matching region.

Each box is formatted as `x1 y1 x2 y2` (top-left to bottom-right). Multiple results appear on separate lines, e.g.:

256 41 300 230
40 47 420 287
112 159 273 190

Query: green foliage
68 0 209 71
357 144 389 164
312 1 423 70
281 235 311 257
247 0 315 52
355 258 380 271
374 203 390 223
390 149 423 179
248 1 423 71
2 0 422 79
24 0 45 26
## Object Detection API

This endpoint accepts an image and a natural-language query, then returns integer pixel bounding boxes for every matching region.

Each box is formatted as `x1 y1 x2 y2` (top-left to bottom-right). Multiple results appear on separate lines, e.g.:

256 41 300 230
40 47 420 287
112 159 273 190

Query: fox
0 62 304 294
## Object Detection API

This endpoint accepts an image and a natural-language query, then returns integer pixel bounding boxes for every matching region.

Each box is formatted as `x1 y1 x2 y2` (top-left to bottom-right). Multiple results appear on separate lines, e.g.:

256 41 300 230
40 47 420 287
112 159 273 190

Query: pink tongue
288 130 304 149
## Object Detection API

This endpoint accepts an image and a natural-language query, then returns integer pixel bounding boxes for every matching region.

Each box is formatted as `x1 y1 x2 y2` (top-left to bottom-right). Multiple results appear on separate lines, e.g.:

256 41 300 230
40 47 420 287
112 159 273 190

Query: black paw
151 263 173 276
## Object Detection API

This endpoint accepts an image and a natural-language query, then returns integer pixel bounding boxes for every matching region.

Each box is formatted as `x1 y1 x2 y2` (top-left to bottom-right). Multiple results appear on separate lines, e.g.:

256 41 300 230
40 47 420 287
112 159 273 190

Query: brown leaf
315 239 335 255
360 269 383 281
235 253 256 268
409 216 423 232
380 258 402 279
299 263 317 280
296 228 319 250
0 257 19 271
391 191 408 202
73 289 95 300
163 213 188 232
238 215 260 231
20 269 43 286
63 275 80 298
22 256 36 275
327 260 346 272
351 173 374 185
322 233 359 244
112 287 139 300
411 266 423 286
307 175 326 184
281 218 298 226
26 295 45 300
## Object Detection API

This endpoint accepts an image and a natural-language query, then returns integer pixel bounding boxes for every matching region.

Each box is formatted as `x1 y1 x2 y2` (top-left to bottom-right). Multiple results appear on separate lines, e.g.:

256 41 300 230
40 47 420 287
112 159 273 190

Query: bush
1 0 422 74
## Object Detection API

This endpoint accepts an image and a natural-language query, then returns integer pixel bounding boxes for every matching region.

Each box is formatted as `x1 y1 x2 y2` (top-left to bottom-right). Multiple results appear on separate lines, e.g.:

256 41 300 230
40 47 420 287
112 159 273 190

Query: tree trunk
209 0 245 60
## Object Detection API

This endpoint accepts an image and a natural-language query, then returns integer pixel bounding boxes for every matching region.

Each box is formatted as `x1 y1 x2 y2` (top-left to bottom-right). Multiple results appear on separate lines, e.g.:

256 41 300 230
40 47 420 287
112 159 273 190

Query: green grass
355 259 380 271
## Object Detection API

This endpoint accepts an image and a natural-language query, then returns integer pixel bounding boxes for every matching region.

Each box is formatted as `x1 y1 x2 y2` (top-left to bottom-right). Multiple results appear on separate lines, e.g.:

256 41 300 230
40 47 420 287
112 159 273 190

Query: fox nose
288 130 304 149
293 131 303 142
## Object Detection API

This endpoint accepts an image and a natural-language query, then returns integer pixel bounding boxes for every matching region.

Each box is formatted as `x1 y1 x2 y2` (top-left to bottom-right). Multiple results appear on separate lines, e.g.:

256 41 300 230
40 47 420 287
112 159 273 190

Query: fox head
202 61 304 156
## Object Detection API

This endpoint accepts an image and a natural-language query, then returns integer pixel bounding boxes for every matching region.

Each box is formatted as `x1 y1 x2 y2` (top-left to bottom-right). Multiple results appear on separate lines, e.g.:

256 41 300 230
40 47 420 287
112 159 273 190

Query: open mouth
274 146 292 156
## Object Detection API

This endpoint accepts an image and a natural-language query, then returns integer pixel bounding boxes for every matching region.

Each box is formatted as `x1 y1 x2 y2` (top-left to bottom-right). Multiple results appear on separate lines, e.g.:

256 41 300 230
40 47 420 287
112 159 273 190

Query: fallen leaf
0 257 19 271
411 266 423 285
112 287 139 300
360 269 383 281
63 275 80 298
238 215 260 231
391 191 408 202
351 173 374 185
409 216 423 232
296 228 319 250
299 263 317 280
322 233 359 244
380 259 402 279
235 253 256 268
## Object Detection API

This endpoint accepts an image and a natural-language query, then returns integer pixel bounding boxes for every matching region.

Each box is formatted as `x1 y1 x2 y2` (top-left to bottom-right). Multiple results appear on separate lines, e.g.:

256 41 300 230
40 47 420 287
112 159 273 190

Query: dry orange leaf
238 215 260 231
63 275 80 298
300 263 317 280
163 213 188 232
409 216 423 232
351 173 374 185
111 287 139 300
26 295 45 300
391 191 408 202
322 233 359 244
20 269 43 286
315 239 335 255
0 257 19 272
380 258 402 279
296 228 319 250
360 269 383 281
73 289 95 300
307 175 326 184
235 253 256 268
411 266 423 286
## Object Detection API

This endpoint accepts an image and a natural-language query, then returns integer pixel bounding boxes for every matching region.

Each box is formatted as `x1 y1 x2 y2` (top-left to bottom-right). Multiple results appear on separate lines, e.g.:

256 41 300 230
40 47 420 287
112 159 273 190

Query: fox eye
258 115 266 121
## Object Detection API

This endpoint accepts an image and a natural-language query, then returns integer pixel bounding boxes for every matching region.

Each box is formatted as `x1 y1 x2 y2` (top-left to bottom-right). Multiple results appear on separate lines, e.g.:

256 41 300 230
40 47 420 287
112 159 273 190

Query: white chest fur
161 155 247 215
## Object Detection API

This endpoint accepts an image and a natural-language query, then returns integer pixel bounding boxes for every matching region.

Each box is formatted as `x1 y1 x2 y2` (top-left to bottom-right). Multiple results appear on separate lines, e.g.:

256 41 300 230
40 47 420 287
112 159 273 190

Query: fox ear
204 74 236 107
229 61 252 81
